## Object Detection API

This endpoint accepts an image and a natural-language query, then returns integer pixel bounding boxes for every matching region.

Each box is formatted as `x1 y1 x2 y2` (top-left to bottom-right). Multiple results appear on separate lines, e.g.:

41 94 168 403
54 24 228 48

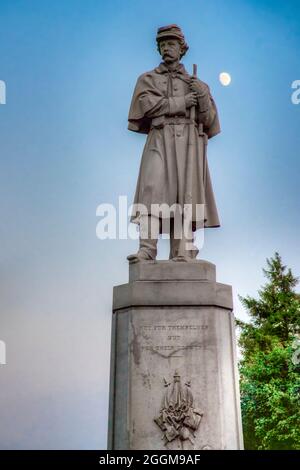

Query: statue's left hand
189 77 209 97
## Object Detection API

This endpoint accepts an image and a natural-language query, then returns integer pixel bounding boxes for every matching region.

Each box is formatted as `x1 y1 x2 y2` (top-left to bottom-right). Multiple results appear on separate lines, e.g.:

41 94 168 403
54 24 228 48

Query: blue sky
0 0 299 449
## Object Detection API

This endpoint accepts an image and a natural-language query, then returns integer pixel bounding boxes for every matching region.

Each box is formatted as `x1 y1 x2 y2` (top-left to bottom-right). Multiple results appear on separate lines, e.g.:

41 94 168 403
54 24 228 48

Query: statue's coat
128 62 220 229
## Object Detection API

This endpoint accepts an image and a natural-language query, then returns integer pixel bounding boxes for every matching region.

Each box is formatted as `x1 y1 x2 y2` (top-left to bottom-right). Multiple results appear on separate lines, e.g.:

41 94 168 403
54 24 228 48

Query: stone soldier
127 25 220 262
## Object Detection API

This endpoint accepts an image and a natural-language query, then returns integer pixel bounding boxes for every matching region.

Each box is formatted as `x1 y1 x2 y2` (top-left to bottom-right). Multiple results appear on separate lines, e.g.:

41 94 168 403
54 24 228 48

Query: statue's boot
127 215 158 263
127 238 157 263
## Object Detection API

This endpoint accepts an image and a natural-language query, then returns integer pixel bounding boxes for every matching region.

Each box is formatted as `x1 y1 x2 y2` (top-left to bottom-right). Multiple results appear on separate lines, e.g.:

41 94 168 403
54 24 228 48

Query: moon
219 72 231 86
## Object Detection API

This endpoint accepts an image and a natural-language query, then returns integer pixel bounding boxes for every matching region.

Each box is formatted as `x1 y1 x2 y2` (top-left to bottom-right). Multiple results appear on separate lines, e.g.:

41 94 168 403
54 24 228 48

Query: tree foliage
237 253 300 449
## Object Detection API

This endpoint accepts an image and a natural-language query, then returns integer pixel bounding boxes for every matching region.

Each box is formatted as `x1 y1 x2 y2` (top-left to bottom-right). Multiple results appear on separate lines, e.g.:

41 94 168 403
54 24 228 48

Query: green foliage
237 252 300 449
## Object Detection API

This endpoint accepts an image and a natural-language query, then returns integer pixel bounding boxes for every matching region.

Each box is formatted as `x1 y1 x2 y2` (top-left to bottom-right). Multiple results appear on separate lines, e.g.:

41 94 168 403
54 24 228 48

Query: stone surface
127 24 221 263
108 260 243 450
129 260 216 282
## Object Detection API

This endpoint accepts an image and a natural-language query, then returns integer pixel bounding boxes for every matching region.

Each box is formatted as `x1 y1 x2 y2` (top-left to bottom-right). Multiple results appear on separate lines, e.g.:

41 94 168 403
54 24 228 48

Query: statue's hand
189 77 209 97
185 92 198 108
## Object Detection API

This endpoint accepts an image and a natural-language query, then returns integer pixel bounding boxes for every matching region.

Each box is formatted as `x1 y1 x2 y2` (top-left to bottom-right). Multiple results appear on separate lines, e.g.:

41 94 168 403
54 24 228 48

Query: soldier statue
127 25 220 263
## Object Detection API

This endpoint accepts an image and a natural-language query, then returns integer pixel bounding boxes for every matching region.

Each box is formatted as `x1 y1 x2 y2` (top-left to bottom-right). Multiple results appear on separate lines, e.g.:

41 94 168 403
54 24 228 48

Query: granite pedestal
108 260 243 450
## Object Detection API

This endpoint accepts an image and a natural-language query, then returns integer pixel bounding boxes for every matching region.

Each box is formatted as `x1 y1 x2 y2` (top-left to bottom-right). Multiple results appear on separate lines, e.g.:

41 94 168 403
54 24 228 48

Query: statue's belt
151 116 204 135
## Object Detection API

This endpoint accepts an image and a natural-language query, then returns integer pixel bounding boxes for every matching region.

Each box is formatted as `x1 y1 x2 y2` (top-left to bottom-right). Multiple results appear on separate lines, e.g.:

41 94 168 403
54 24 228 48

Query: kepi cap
156 24 189 57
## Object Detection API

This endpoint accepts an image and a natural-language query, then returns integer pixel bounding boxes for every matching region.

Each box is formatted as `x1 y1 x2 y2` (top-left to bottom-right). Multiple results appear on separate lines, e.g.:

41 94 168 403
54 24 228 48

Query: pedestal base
108 261 243 450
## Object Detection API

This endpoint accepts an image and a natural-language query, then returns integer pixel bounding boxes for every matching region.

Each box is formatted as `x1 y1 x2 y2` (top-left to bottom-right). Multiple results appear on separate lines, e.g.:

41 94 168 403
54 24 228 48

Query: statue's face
159 38 181 63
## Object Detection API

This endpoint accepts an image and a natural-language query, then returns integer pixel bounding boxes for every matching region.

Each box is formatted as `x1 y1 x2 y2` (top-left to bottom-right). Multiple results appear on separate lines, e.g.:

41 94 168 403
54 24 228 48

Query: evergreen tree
237 252 300 449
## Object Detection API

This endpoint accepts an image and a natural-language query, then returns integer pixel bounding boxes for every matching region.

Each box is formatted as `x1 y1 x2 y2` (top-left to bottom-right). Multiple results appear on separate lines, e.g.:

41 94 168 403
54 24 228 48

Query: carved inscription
139 323 208 357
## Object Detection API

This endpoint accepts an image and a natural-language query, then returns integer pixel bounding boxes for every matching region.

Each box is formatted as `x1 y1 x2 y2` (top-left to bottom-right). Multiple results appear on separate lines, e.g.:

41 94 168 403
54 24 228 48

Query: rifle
177 64 198 259
185 63 198 206
189 64 198 122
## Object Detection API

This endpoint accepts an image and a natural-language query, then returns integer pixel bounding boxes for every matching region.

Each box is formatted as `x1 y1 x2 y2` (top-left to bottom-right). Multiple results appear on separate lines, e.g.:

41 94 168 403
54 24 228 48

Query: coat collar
155 62 189 76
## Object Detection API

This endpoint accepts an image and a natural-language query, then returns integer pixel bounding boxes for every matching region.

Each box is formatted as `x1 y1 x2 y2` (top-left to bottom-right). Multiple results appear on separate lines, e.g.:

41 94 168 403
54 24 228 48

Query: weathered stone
108 261 243 450
127 24 221 263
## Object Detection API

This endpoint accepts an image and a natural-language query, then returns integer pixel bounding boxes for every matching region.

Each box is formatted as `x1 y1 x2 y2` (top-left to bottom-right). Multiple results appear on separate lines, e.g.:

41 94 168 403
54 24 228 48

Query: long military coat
128 62 221 230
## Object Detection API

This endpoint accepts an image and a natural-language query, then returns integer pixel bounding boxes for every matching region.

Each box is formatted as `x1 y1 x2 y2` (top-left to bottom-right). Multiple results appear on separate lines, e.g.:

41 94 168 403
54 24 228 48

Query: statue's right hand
185 92 198 109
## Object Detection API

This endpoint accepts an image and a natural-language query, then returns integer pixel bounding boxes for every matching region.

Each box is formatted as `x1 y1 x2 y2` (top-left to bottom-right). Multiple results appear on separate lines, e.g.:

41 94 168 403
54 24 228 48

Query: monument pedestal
108 261 243 450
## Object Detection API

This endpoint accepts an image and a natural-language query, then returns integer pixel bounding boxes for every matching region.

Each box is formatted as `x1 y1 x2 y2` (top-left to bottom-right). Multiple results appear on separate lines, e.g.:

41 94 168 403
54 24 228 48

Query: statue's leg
169 218 199 261
127 215 158 263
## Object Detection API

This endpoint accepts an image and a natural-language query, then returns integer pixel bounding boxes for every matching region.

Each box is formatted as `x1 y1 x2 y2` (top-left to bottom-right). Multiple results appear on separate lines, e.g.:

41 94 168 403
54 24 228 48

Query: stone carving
154 370 203 448
127 24 221 263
